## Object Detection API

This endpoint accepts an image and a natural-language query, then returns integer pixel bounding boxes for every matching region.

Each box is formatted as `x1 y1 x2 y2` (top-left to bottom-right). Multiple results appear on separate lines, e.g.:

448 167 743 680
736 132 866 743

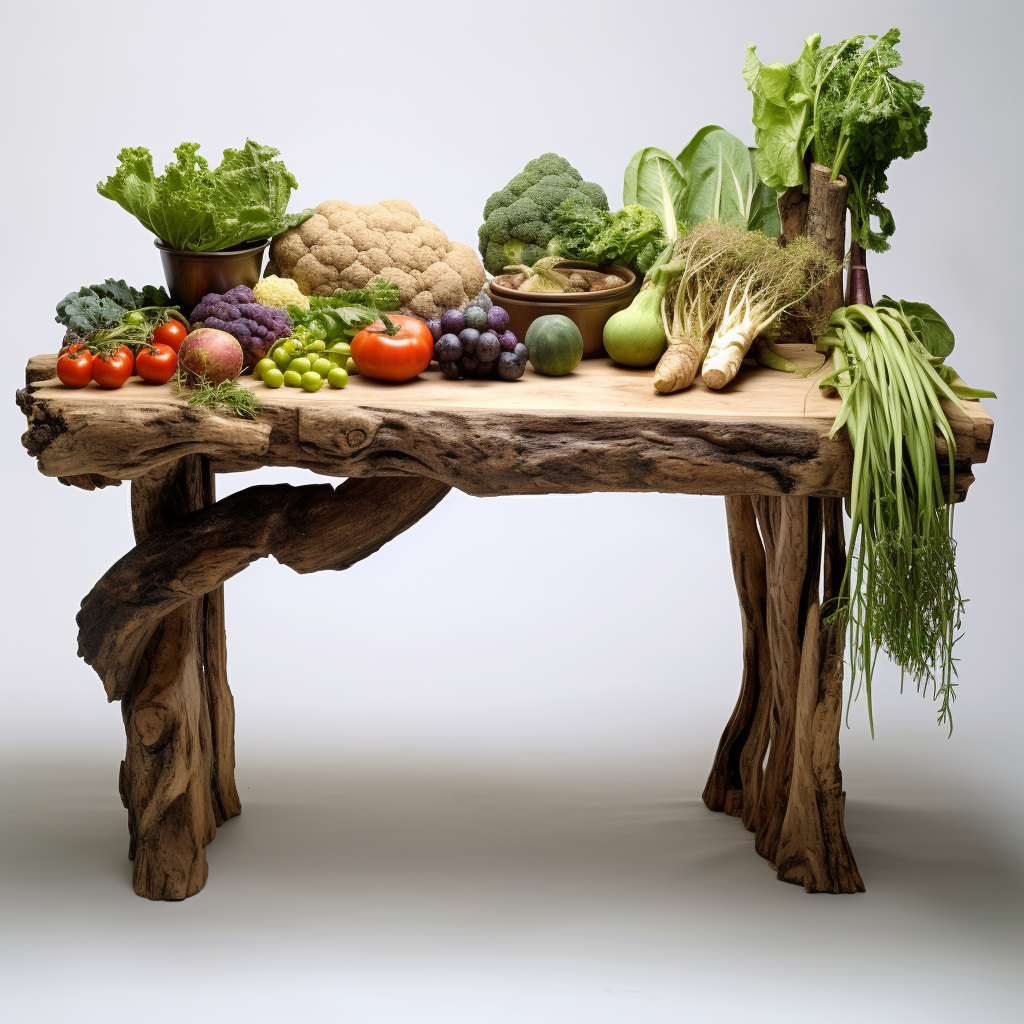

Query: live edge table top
18 347 993 500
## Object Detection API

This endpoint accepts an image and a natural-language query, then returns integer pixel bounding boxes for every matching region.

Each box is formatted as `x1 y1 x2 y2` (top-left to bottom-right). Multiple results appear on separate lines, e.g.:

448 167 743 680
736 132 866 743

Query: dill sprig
174 370 260 420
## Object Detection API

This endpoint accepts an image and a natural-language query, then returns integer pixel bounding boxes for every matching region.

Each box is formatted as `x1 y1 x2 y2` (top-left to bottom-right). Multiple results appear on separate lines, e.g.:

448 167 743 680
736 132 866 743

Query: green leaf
679 127 780 235
878 296 954 358
98 140 313 253
811 29 931 253
623 147 685 242
743 34 820 190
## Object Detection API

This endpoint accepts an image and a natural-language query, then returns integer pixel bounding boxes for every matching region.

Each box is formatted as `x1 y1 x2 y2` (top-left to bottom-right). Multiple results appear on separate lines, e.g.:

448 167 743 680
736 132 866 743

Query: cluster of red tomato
56 320 189 389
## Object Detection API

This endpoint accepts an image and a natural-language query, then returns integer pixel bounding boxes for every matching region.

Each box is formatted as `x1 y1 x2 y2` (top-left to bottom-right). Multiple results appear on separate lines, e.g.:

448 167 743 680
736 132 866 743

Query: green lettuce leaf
98 140 313 252
743 34 819 190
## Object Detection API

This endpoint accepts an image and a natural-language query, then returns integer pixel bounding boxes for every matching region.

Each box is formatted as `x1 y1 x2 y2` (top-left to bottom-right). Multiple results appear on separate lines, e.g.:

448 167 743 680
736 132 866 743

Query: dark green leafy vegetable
56 279 171 336
97 141 313 253
744 29 931 253
548 199 665 269
876 296 954 358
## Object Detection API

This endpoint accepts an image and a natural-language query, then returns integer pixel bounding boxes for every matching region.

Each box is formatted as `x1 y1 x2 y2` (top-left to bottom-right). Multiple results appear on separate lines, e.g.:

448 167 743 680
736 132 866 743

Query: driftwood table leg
118 455 238 899
703 495 864 894
78 472 450 899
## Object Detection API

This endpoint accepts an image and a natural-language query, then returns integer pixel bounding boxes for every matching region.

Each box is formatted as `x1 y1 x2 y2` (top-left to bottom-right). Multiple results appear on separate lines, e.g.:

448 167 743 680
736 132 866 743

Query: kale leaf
56 279 171 336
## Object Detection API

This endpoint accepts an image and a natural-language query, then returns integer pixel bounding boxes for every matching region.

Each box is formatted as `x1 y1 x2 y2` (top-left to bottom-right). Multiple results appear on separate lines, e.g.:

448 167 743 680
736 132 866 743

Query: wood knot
297 408 380 456
134 705 173 751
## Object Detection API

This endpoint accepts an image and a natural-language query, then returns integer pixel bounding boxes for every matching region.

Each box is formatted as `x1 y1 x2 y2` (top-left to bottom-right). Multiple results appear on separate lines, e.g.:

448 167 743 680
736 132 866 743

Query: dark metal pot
156 239 269 318
486 263 640 358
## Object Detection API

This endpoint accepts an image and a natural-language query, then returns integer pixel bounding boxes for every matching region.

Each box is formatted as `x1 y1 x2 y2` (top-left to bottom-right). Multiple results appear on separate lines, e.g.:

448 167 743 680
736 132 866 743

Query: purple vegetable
458 353 479 374
189 287 292 367
487 306 510 332
466 290 493 313
513 342 529 367
476 330 500 362
435 334 462 362
439 360 461 380
497 351 525 381
498 330 518 353
427 318 443 341
475 360 495 378
441 309 465 333
458 327 480 354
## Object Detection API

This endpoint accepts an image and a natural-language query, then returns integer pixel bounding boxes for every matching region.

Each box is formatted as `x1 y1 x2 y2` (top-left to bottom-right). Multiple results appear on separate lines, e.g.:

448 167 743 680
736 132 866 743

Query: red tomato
56 346 93 388
91 348 134 389
350 315 434 382
153 319 188 353
135 343 178 384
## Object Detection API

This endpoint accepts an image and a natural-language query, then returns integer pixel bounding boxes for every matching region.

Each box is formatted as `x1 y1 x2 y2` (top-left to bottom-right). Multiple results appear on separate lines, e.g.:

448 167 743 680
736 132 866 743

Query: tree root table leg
78 460 450 900
703 494 864 894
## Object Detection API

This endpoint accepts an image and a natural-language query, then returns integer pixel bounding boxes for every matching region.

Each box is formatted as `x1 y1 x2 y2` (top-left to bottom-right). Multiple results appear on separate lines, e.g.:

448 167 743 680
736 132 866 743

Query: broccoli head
190 286 292 366
478 154 609 275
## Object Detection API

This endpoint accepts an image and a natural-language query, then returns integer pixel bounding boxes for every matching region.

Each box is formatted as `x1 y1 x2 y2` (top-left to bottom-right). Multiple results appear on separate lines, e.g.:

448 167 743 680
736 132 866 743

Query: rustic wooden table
17 348 993 900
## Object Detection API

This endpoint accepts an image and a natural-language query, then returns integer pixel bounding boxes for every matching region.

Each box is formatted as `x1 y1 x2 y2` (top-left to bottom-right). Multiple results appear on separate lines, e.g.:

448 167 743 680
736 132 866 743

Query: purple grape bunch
428 302 526 381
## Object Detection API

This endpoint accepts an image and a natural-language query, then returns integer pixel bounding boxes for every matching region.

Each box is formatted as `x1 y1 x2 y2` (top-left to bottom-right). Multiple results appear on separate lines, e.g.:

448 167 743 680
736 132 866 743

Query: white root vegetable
702 324 757 389
649 223 839 394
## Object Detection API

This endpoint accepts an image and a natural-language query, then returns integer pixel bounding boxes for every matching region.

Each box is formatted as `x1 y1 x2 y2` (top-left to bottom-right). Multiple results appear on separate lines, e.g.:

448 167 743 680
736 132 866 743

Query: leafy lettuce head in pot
97 140 313 253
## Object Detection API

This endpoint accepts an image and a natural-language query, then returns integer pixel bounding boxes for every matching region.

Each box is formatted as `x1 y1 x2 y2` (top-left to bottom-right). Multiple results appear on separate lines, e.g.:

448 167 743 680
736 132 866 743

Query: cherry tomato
153 319 188 353
56 346 93 388
91 348 134 389
350 315 434 382
135 343 178 384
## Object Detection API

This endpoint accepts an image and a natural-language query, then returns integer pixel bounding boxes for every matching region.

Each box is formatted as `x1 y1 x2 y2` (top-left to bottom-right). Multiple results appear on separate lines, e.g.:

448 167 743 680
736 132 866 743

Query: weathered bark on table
15 370 991 504
79 473 449 899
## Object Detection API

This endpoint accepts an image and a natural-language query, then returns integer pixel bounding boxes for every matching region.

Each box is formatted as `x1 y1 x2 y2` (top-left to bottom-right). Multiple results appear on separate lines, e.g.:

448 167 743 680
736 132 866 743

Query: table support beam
703 495 864 894
79 466 450 899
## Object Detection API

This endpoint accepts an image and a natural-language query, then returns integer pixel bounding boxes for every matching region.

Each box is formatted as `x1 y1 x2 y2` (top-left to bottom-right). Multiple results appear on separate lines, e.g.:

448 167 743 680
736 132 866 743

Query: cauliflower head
266 199 486 320
478 154 609 275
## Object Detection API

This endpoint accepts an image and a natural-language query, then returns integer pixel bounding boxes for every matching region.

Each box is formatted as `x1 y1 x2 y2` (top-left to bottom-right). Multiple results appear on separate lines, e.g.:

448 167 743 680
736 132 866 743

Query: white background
1 1 1021 1021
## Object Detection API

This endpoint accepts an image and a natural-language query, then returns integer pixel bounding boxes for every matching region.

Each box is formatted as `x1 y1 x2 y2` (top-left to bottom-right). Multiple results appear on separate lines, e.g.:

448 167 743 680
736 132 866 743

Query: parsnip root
702 326 756 389
654 335 705 393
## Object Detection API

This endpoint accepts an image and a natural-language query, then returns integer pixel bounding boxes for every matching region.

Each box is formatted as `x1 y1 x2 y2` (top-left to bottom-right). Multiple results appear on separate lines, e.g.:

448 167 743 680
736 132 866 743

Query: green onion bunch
820 303 966 732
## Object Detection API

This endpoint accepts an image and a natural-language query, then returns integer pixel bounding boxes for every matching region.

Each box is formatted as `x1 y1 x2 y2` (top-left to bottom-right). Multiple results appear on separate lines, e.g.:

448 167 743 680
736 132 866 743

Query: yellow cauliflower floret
253 275 309 310
267 199 486 319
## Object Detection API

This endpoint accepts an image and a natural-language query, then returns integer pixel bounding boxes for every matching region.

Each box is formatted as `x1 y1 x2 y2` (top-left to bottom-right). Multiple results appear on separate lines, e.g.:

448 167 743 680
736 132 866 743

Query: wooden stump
81 467 450 900
703 495 864 893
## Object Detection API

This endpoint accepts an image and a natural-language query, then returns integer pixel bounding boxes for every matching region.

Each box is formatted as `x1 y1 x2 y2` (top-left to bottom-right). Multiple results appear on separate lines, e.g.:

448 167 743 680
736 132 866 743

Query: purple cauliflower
190 286 292 366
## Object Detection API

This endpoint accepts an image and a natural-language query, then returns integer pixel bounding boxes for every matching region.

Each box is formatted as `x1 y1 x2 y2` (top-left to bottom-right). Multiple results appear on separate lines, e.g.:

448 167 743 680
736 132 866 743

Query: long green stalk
820 304 966 733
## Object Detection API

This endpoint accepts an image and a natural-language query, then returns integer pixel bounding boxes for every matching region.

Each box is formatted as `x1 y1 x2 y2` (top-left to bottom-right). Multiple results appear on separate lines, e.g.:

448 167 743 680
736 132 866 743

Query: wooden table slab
19 348 992 499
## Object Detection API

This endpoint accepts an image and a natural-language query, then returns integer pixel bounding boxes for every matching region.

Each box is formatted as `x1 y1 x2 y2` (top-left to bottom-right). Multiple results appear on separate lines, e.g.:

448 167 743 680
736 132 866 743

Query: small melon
524 315 584 376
